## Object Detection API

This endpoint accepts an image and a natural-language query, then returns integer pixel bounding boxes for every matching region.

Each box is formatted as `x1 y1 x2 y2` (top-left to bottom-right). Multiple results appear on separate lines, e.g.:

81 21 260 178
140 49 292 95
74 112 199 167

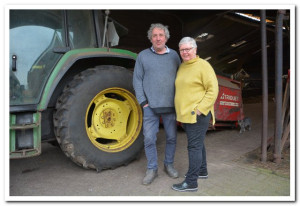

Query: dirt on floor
238 95 290 179
236 144 290 178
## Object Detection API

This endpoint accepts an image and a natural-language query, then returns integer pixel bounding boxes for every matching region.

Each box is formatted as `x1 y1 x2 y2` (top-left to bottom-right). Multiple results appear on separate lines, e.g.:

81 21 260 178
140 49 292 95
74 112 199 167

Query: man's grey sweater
133 48 181 114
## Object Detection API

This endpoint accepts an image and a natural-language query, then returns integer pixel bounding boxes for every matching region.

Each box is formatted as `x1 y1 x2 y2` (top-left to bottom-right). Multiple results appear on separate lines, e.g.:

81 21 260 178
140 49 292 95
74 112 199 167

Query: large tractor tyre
53 66 143 172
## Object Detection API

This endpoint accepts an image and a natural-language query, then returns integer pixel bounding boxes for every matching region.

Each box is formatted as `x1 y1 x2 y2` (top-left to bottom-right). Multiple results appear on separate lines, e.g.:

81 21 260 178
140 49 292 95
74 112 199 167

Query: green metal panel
9 115 16 152
9 112 41 159
38 48 137 111
32 113 41 151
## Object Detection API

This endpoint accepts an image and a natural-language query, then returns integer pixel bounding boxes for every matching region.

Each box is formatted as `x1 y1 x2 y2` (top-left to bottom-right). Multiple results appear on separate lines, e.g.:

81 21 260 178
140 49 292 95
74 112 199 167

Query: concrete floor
8 102 293 201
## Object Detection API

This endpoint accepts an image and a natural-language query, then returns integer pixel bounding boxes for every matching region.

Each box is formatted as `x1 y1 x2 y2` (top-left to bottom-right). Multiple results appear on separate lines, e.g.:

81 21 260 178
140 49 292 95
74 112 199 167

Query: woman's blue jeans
142 106 177 170
183 112 211 187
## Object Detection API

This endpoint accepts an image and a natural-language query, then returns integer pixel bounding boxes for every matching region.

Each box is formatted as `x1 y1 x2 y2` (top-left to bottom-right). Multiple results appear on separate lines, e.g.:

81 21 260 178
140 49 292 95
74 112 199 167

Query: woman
172 37 219 192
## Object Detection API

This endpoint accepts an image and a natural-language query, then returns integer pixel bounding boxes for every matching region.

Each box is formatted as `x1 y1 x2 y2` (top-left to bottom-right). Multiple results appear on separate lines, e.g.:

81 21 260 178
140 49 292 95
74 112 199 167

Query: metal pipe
260 10 268 162
274 10 285 164
102 10 110 47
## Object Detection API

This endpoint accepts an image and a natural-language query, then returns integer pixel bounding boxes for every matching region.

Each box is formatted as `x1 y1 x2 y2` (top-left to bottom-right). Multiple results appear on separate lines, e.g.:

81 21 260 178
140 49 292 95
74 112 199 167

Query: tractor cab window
9 10 65 105
67 10 97 49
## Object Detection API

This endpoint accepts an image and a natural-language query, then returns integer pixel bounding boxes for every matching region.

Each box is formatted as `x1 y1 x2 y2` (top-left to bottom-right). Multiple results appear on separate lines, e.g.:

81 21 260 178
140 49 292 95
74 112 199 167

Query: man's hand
143 104 149 108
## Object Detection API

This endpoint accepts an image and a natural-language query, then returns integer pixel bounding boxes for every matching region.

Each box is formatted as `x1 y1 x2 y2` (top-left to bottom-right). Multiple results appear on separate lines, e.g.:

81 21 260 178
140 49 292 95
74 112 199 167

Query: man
133 23 181 185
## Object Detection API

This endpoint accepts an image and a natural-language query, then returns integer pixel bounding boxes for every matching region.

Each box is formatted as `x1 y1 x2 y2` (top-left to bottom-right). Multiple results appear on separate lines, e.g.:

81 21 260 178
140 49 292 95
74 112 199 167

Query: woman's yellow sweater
175 56 219 124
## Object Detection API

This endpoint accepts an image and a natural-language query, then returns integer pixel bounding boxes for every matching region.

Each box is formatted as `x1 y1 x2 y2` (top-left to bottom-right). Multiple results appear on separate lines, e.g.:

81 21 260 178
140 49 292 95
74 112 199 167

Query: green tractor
9 10 143 172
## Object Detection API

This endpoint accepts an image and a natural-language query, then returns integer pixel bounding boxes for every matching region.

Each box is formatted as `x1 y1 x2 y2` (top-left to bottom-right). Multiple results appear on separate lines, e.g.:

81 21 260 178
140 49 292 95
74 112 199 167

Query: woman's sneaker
198 174 208 179
172 181 198 192
184 173 208 179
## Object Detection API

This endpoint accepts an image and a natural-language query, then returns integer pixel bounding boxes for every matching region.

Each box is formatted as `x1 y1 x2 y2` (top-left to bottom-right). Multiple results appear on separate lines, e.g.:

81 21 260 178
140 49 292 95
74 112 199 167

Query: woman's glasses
179 47 194 53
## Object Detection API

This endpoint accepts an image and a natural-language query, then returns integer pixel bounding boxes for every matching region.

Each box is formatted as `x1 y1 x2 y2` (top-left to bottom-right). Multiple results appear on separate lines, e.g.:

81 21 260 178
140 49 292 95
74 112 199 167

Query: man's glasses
179 47 194 53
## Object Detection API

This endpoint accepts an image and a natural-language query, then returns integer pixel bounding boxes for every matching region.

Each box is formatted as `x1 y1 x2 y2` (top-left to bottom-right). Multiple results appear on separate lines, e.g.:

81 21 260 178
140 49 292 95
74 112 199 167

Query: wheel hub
100 109 116 128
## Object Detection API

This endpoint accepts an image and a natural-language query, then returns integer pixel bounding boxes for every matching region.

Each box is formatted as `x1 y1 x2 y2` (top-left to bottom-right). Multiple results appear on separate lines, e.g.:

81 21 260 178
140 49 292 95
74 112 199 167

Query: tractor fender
38 48 137 111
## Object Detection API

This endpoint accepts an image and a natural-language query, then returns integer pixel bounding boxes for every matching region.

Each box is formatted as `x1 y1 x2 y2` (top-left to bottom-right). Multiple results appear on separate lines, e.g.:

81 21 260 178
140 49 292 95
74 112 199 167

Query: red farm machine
212 75 247 131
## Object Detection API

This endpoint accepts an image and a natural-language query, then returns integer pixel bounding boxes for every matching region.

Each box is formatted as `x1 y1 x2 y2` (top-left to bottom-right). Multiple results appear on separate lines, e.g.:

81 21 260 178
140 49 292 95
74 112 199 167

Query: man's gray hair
179 37 197 48
147 23 170 41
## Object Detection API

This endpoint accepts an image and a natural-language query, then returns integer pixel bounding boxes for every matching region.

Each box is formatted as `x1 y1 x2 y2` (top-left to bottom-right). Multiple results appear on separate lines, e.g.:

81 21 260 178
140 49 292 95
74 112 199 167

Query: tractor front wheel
53 66 143 171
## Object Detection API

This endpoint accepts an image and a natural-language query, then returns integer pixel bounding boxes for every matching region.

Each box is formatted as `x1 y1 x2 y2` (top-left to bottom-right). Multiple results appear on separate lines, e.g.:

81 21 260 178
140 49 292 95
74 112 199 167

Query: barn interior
109 9 291 98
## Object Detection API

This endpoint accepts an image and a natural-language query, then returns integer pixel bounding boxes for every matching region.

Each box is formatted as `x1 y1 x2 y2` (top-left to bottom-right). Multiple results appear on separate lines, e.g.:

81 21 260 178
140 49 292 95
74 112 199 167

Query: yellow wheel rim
85 87 142 153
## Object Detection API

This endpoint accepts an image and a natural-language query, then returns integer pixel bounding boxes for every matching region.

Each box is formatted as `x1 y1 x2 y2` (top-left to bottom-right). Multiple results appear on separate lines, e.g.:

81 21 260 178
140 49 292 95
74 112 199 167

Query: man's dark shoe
172 181 198 192
184 173 208 179
142 169 158 185
164 164 179 178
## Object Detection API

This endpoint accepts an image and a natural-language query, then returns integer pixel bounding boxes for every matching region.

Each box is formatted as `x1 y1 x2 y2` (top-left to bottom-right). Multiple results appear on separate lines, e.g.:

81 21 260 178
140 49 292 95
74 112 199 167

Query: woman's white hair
147 23 170 41
178 37 197 48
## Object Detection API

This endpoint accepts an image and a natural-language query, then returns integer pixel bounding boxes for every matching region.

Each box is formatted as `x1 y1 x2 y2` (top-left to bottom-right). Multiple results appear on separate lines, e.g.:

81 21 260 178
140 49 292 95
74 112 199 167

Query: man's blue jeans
142 106 177 170
183 112 211 187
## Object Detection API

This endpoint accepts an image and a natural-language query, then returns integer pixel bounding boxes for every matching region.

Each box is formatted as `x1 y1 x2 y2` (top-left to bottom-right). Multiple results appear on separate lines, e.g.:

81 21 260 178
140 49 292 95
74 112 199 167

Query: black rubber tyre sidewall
55 66 143 170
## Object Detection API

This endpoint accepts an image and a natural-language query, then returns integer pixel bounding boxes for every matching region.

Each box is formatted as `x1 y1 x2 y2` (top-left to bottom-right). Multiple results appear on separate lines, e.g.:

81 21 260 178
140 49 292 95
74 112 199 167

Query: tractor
9 9 143 172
